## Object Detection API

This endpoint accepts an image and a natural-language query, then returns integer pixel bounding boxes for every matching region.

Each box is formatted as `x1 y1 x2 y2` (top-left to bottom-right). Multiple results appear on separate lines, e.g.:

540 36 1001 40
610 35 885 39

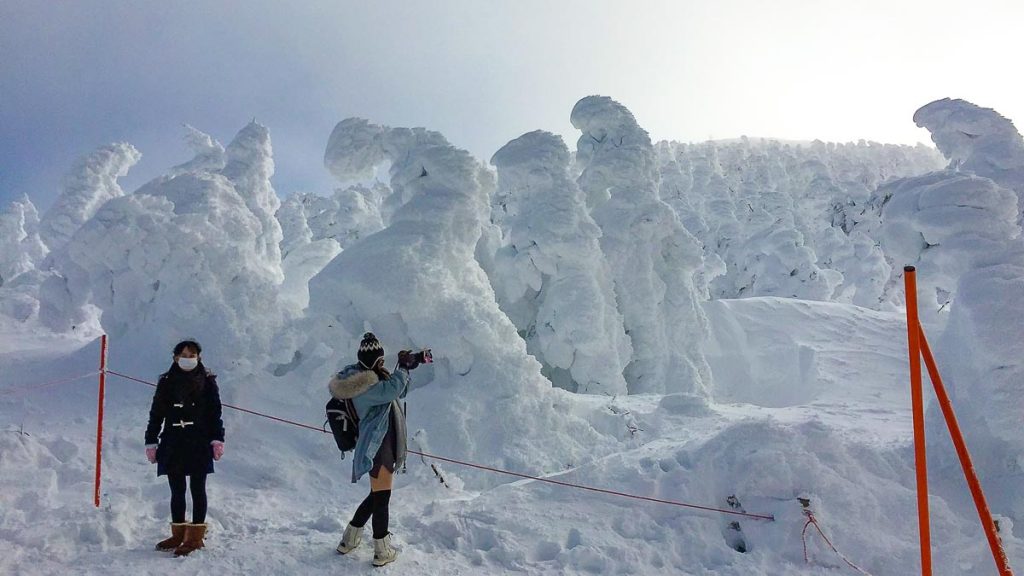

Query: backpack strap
344 399 360 428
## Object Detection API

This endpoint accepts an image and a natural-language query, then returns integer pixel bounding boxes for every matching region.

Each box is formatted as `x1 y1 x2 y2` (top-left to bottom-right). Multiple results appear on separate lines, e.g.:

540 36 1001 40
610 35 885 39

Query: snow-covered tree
169 124 226 176
38 124 287 370
865 171 1019 315
571 96 711 396
220 121 285 282
278 237 341 311
0 195 49 321
0 195 47 287
39 142 141 252
489 130 631 395
713 144 842 301
279 186 386 254
655 137 943 306
291 117 611 474
914 98 1024 222
808 98 1024 522
277 194 316 259
932 244 1024 522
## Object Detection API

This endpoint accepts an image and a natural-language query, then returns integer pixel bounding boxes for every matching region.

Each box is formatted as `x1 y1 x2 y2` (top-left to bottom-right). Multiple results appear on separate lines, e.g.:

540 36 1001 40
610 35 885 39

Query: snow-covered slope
5 297 1020 575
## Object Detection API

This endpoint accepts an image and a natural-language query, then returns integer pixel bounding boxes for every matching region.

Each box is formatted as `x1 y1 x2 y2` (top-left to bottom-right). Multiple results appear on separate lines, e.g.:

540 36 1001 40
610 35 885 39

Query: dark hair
173 340 202 356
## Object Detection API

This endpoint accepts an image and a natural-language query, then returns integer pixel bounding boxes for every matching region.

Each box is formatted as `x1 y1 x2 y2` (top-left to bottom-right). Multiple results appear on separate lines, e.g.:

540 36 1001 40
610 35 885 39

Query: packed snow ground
1 297 1020 575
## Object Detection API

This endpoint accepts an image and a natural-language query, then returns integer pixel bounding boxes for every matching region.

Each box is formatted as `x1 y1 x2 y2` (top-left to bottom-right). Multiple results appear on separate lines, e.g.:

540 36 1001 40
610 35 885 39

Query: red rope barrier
105 370 327 433
104 368 775 522
802 511 873 575
0 371 99 398
406 449 775 521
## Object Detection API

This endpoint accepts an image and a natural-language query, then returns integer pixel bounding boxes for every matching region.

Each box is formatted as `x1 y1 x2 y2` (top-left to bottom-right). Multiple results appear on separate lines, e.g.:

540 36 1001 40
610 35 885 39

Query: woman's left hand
211 441 225 461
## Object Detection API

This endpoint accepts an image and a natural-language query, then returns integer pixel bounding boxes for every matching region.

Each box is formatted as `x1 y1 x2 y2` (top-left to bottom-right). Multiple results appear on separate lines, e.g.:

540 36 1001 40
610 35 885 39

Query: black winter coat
145 364 225 476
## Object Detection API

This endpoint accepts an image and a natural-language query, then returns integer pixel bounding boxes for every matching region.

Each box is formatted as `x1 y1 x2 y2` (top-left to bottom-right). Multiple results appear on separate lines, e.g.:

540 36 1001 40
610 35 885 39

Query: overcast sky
2 0 1022 210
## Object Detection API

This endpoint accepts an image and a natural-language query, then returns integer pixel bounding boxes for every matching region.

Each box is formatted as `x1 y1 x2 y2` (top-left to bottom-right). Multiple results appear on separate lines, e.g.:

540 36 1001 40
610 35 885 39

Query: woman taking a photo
145 339 225 556
330 332 424 567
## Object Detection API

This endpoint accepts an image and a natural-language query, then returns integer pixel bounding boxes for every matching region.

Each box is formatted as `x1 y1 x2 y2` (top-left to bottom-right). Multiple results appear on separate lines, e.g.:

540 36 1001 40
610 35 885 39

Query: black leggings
351 490 391 539
168 473 208 524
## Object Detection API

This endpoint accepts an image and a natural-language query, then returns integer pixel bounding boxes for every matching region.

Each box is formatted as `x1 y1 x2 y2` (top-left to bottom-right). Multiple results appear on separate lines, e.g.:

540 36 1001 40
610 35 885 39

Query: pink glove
145 446 157 464
212 441 225 461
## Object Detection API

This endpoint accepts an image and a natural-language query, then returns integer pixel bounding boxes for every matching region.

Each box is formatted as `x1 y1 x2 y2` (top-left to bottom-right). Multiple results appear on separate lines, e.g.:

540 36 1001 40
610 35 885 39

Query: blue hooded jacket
329 364 409 483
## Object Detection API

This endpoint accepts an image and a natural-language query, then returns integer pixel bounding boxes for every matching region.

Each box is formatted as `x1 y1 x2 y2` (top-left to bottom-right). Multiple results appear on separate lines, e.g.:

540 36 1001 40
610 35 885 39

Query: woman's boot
372 533 398 567
155 523 187 551
173 523 207 556
337 523 363 554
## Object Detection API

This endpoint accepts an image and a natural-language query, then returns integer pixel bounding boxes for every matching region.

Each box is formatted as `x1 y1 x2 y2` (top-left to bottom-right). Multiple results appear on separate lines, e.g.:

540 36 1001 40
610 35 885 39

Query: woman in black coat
144 340 225 556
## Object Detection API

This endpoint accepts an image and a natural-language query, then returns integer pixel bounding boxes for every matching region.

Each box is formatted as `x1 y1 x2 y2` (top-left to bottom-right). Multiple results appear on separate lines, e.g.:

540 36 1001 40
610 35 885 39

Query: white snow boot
372 533 398 567
336 523 363 554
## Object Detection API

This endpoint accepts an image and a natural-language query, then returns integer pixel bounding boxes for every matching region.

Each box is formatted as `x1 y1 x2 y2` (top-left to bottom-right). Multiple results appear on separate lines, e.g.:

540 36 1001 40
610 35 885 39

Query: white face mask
178 357 199 371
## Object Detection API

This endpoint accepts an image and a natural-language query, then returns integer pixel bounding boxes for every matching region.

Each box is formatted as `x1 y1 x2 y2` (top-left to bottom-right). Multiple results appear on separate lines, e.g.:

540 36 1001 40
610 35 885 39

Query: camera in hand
399 349 432 369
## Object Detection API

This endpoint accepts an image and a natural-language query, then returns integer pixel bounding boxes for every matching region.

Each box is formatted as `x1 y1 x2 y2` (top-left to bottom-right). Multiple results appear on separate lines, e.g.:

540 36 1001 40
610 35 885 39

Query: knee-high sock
371 490 392 540
350 492 374 528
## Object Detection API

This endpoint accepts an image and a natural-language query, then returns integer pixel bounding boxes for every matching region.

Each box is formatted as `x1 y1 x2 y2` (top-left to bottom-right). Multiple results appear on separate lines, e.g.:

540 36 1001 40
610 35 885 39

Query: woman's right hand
145 446 157 464
398 350 421 370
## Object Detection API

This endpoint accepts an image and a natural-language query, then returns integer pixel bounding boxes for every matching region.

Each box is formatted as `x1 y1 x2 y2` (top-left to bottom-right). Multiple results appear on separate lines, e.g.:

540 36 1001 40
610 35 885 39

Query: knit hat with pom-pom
357 332 385 369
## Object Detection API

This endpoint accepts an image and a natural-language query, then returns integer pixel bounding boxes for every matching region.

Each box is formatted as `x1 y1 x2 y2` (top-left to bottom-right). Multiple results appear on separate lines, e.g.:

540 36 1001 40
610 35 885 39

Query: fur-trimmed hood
328 366 378 400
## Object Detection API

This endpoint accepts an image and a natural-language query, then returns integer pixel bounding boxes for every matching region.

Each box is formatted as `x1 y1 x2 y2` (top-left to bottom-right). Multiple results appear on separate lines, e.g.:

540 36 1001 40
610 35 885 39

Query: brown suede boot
155 523 187 551
173 523 207 557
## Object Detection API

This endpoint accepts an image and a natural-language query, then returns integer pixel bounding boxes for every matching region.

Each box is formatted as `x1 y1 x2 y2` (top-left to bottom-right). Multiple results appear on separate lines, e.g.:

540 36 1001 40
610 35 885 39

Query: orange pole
94 334 107 508
904 266 932 576
919 326 1014 576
